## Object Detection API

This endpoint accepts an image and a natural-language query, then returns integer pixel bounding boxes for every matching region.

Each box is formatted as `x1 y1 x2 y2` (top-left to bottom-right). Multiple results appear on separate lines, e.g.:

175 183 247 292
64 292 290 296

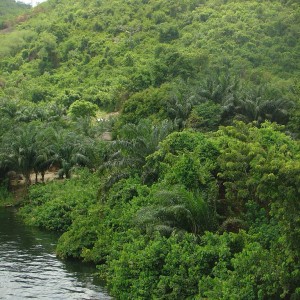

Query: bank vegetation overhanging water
0 0 300 299
0 206 111 299
1 120 299 299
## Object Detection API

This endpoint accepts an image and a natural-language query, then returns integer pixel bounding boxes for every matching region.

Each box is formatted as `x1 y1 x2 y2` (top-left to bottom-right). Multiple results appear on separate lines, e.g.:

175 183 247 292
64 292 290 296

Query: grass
0 185 15 207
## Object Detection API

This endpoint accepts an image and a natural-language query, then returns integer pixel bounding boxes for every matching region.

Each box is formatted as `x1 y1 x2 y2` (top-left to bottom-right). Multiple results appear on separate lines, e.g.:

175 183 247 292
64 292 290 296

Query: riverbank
0 170 58 208
0 171 112 298
0 185 18 207
0 207 111 299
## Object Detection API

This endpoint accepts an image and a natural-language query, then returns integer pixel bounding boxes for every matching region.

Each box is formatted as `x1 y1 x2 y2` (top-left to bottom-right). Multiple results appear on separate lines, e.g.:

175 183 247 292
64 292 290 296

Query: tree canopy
0 0 300 299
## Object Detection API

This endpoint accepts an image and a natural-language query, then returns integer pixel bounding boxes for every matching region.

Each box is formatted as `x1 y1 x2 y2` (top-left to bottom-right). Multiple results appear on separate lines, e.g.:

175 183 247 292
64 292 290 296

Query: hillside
0 0 299 126
0 0 31 30
1 0 300 299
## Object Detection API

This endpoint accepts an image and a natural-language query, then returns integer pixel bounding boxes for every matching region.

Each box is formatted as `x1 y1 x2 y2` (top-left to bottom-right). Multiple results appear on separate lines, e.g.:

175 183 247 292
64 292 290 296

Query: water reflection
0 208 111 299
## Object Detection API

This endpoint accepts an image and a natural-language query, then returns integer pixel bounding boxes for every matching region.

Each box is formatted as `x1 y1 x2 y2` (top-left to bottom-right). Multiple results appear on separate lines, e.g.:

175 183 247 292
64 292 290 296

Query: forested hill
0 0 31 30
1 1 300 299
0 0 299 129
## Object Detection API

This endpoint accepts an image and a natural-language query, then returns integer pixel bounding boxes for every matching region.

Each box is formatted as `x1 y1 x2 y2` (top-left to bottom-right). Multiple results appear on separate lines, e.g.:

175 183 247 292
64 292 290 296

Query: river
0 207 111 299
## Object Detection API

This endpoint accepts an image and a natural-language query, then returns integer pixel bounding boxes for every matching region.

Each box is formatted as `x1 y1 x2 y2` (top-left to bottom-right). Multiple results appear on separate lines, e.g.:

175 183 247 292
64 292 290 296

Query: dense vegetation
0 0 30 30
1 0 300 298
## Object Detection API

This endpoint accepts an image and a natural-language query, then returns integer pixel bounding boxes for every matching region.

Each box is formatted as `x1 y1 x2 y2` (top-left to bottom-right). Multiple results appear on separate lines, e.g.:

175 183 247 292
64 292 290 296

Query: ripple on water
0 208 111 300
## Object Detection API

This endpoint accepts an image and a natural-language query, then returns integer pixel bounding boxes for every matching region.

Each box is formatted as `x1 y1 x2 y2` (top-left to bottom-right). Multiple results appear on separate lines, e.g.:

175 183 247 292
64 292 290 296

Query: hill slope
1 1 300 299
0 0 31 30
0 0 299 125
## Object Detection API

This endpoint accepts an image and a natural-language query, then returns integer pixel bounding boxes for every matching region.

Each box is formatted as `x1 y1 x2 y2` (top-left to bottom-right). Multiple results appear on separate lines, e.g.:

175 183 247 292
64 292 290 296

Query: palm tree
164 92 194 129
101 120 173 191
0 98 19 119
135 186 215 236
196 72 240 105
107 119 173 172
186 72 241 126
2 123 39 186
50 129 91 179
234 92 294 125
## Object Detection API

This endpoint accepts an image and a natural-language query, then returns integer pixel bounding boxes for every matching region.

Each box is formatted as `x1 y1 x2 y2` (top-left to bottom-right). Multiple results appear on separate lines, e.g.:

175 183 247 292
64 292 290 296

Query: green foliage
56 204 100 258
1 122 40 185
0 0 298 132
67 100 98 119
55 177 150 263
107 233 170 299
0 0 30 30
159 25 179 43
14 119 300 299
106 119 173 177
19 169 99 231
0 184 14 206
107 231 246 300
187 101 222 131
135 184 214 235
144 130 219 185
120 84 172 123
0 0 299 299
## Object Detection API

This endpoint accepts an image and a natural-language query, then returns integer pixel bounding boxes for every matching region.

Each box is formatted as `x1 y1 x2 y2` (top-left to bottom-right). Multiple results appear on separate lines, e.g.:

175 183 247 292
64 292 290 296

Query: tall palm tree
50 129 90 179
2 123 39 186
0 98 19 119
33 153 51 183
235 94 294 125
107 119 173 172
101 120 173 191
196 73 240 105
164 93 194 129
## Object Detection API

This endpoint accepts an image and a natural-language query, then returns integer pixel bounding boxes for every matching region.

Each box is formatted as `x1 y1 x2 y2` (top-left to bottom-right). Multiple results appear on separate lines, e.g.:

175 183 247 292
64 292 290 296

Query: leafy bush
67 100 98 119
2 0 299 298
19 169 98 231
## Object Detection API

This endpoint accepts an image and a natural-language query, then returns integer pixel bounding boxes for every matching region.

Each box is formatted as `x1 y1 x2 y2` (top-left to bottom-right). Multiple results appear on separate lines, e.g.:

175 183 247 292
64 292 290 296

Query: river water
0 207 111 299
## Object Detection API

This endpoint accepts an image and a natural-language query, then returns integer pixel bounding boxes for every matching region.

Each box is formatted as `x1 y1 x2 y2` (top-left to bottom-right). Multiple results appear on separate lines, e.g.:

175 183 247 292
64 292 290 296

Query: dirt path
9 171 57 205
15 171 58 186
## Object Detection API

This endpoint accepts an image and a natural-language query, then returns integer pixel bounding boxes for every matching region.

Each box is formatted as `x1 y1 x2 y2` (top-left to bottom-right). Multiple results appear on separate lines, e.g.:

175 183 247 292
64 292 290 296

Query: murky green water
0 207 111 299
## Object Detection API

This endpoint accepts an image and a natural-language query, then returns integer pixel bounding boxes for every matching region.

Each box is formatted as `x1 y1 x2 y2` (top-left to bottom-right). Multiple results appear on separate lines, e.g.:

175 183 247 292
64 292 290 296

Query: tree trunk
41 171 45 182
66 170 71 179
24 172 31 186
